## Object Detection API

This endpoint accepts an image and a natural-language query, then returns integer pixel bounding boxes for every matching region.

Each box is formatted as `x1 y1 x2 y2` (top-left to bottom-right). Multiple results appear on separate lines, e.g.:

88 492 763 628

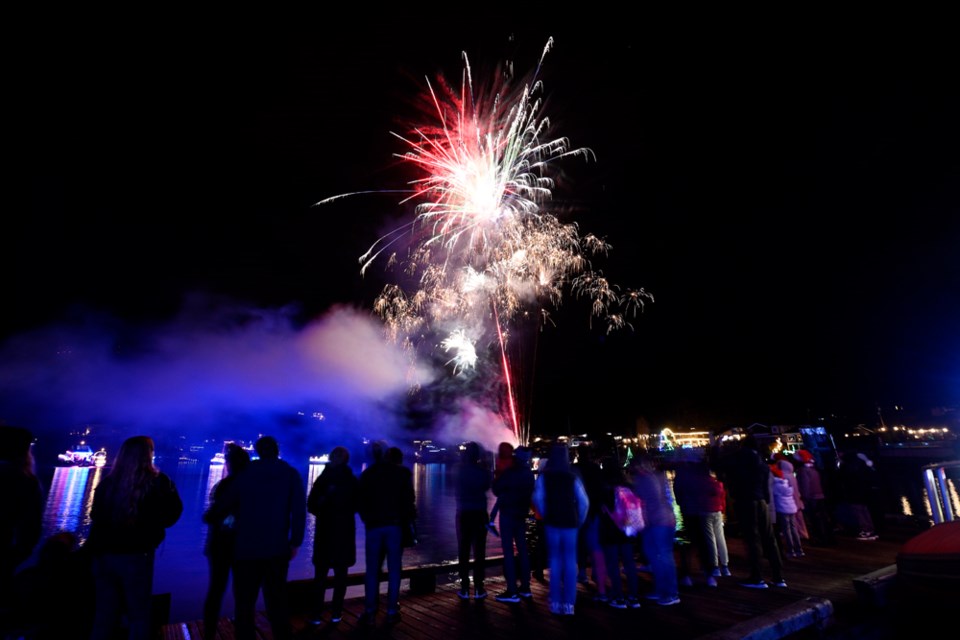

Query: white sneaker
680 576 694 587
706 576 718 588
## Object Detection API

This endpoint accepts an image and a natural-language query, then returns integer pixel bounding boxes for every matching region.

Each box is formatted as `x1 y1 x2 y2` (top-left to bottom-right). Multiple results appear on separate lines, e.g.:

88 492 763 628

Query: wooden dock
160 519 935 640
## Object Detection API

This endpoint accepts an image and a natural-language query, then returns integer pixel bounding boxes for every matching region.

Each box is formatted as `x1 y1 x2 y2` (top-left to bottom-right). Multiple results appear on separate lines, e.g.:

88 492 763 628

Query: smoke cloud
0 294 442 459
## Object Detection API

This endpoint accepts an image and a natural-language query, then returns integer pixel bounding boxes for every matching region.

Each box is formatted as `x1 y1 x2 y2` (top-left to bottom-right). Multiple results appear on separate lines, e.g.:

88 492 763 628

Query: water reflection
42 466 103 545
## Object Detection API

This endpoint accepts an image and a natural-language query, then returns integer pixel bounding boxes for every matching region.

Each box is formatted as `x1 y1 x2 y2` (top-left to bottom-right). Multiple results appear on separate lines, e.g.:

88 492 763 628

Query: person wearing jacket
770 463 804 558
209 435 306 640
357 440 416 626
492 445 535 602
307 445 359 626
87 435 183 640
201 442 250 638
454 441 493 599
533 442 588 615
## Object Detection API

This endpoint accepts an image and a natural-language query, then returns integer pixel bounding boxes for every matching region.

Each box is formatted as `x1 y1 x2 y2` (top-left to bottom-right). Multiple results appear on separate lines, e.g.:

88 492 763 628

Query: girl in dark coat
307 446 359 624
87 435 183 640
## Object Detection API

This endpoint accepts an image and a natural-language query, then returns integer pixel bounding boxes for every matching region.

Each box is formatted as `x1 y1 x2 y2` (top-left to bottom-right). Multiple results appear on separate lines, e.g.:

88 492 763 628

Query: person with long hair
87 435 183 640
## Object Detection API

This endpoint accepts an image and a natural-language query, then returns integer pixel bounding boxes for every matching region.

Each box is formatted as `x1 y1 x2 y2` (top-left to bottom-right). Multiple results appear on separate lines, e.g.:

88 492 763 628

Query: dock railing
921 460 958 523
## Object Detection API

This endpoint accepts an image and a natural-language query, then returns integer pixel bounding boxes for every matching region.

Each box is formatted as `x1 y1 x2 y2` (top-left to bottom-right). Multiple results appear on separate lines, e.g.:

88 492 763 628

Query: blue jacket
492 463 535 519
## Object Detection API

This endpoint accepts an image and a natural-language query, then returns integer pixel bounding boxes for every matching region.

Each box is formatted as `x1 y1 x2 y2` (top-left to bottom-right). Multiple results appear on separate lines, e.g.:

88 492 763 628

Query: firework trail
318 37 651 444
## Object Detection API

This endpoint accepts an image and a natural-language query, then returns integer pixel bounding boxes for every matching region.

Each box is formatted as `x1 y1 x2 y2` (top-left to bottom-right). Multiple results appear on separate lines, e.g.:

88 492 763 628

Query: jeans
313 562 349 618
640 525 679 600
603 541 639 599
545 525 579 609
778 512 803 555
364 524 402 615
735 498 783 583
203 547 232 637
90 551 155 640
499 512 531 593
457 509 488 591
233 554 292 640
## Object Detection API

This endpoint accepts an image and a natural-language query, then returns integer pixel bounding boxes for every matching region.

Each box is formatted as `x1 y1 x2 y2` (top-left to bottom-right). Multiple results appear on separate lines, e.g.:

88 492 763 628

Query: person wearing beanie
794 450 834 545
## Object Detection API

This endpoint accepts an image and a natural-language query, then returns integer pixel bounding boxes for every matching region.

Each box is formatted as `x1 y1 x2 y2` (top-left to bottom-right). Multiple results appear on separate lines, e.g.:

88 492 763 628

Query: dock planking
160 519 925 639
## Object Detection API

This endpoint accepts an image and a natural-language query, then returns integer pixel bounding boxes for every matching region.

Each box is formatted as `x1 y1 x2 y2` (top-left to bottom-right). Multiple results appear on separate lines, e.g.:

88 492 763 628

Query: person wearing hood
533 442 589 615
794 450 834 545
454 441 493 600
837 451 879 541
770 463 804 558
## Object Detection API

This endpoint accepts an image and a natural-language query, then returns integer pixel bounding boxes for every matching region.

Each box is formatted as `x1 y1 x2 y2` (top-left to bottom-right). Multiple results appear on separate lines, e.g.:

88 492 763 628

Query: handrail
921 460 959 524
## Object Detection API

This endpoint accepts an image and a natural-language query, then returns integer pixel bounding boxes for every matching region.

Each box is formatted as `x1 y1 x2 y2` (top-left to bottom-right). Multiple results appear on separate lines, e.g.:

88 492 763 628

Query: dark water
36 453 959 624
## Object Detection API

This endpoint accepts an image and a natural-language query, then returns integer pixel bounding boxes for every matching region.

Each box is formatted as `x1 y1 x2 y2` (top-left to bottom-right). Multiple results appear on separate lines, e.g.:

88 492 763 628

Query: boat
91 448 108 468
209 440 257 465
57 443 107 467
413 440 456 463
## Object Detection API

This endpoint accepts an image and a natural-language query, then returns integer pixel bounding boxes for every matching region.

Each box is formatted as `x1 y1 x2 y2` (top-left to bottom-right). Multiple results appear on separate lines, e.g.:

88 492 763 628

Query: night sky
5 16 959 446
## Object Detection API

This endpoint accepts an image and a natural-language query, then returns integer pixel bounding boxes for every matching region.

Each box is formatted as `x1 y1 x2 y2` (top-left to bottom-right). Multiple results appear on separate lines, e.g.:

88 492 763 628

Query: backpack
604 485 645 537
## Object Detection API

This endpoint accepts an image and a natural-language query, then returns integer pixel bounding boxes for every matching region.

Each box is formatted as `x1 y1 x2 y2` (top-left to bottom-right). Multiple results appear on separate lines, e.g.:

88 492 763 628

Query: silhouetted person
629 452 681 605
0 425 44 605
201 442 250 638
385 447 418 550
87 435 183 640
720 435 786 589
533 442 588 615
672 456 707 587
6 531 94 639
492 445 535 602
836 451 879 540
487 441 514 537
794 449 834 545
210 435 306 640
306 445 359 626
455 441 493 600
574 445 608 596
599 460 641 608
357 440 415 626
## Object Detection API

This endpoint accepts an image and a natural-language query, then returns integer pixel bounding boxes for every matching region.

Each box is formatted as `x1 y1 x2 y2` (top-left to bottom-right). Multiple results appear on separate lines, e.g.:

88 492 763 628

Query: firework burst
318 38 651 443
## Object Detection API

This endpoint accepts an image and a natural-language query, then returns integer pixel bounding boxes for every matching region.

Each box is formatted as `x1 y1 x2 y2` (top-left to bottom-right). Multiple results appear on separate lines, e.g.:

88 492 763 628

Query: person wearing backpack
533 443 589 616
598 459 641 609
